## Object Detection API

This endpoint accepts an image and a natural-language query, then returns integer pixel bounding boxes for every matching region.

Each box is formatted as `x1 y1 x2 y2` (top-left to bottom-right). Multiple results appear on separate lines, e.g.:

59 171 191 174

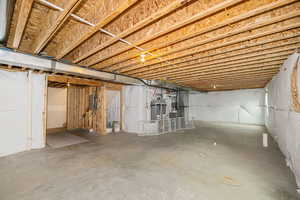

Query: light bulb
140 54 146 62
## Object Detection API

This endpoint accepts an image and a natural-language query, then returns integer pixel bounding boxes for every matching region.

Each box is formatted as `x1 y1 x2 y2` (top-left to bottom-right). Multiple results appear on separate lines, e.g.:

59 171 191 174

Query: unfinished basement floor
0 122 299 200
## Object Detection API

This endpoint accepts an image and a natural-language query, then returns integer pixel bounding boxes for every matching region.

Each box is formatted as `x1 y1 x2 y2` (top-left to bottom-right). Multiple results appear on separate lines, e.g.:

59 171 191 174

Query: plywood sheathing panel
43 0 122 58
85 0 276 69
8 2 49 52
66 0 178 63
79 0 230 67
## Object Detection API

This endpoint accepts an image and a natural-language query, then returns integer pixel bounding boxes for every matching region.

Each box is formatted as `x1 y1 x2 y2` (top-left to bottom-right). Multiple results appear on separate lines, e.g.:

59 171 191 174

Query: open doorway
47 85 67 133
46 82 89 148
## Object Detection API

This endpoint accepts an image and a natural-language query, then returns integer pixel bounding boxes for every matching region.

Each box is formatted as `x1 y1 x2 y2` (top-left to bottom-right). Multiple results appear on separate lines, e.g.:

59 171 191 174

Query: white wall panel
189 89 265 125
0 70 46 157
265 52 300 187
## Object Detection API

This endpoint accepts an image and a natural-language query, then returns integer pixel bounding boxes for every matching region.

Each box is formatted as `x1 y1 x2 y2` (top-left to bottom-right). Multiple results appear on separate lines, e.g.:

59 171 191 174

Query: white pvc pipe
263 133 268 147
71 14 95 27
37 0 64 11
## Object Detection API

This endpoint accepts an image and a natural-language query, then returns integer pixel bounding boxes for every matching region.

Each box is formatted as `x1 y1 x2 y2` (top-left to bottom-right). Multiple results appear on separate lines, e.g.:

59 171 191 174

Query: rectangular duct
0 48 144 85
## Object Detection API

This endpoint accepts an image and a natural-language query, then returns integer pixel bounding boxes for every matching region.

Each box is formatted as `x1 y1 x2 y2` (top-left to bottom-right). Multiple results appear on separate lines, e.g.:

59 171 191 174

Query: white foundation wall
265 52 300 187
189 89 265 125
0 70 46 157
107 90 120 125
47 87 67 129
122 85 152 133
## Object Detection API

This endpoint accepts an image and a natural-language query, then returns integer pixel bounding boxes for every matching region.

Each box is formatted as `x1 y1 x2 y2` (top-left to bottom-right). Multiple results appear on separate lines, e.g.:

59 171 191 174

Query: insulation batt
188 89 265 125
265 52 300 187
0 71 46 157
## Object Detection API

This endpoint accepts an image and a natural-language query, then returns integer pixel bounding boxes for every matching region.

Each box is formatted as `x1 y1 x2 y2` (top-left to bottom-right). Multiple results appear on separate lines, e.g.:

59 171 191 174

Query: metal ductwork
147 80 205 93
0 48 145 85
0 47 201 91
0 0 15 44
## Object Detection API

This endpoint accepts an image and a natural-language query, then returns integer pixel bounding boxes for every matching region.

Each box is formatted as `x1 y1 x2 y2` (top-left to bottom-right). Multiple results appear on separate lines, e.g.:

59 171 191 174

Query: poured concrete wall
265 52 300 187
189 89 265 125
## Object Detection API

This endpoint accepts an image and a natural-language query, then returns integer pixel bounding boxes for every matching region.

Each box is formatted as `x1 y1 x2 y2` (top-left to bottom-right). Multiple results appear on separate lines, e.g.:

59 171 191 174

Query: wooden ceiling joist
130 33 300 76
185 74 277 84
143 43 299 79
12 0 34 49
173 66 280 82
159 53 291 81
120 12 300 74
8 0 300 91
129 27 300 77
73 0 194 63
140 38 300 78
32 0 83 54
174 68 280 83
97 0 298 72
185 79 272 89
145 52 292 80
180 73 276 86
87 0 245 68
55 0 140 59
170 62 282 81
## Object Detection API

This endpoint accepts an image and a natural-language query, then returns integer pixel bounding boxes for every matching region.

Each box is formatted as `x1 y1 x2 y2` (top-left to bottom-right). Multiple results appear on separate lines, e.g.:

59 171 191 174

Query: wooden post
99 86 107 135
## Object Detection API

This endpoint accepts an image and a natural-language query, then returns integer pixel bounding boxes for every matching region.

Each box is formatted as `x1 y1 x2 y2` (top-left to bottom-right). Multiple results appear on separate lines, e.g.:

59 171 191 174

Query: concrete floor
0 122 299 200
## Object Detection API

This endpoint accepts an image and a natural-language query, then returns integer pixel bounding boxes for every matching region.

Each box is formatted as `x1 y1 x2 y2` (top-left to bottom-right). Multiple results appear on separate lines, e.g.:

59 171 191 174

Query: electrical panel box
89 94 98 111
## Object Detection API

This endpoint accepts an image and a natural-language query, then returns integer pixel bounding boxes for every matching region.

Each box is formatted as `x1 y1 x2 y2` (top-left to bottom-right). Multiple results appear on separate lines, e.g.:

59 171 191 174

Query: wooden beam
87 0 245 67
119 12 300 73
56 0 140 59
32 0 83 54
99 86 107 134
143 44 299 79
47 75 124 89
74 0 194 63
102 0 299 72
48 75 103 86
12 0 34 49
131 34 300 76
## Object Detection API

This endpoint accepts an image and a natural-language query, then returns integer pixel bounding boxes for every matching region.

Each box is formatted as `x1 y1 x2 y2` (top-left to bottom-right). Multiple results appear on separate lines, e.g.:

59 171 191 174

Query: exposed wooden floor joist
7 0 300 91
95 0 298 72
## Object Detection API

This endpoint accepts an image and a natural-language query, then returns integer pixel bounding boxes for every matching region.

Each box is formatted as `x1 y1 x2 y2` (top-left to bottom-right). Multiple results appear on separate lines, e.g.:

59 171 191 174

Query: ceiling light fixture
140 53 146 62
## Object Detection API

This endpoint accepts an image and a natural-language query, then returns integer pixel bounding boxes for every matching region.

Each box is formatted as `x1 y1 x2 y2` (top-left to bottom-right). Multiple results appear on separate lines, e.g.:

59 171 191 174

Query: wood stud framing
7 0 300 91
